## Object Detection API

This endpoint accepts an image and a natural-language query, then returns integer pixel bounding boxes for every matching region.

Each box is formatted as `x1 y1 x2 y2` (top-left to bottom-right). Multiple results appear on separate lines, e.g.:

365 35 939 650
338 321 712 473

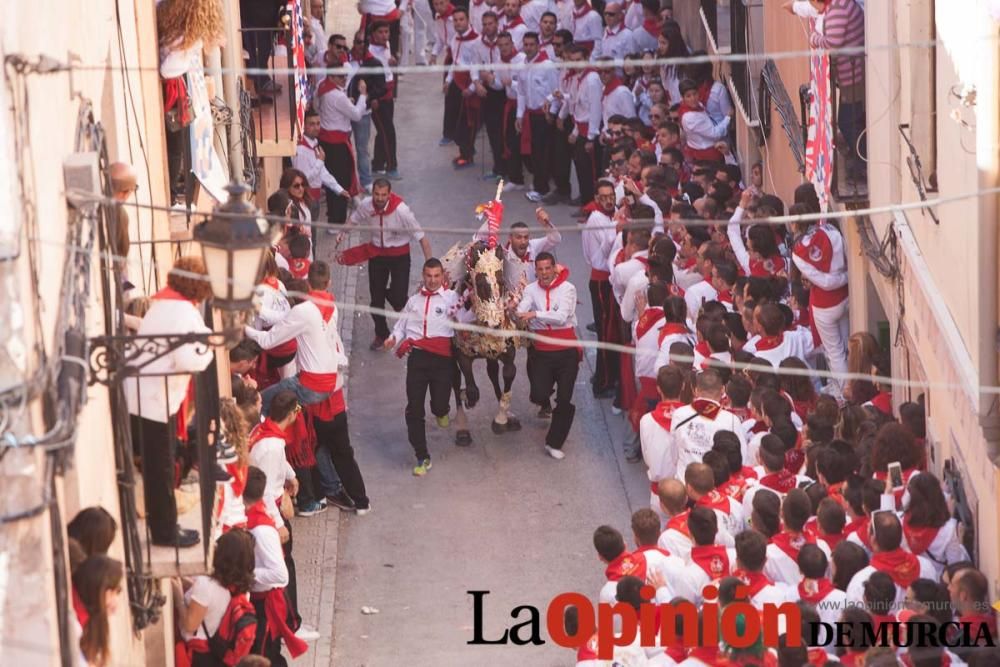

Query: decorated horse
440 183 523 446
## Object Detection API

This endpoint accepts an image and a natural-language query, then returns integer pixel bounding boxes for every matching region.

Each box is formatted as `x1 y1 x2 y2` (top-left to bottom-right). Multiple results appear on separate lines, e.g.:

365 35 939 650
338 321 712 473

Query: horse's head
467 242 507 327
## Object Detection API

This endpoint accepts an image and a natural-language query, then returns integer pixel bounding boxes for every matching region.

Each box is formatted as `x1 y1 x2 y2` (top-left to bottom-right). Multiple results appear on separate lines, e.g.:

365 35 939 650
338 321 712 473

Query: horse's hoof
491 420 507 434
455 430 472 447
465 387 480 409
505 417 522 432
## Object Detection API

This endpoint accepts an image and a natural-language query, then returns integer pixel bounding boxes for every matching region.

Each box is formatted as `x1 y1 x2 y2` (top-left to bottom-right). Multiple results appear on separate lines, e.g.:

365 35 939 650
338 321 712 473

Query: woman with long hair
216 398 252 533
656 22 688 103
174 529 257 666
279 168 318 228
72 555 124 667
901 473 970 578
779 357 818 421
252 251 297 387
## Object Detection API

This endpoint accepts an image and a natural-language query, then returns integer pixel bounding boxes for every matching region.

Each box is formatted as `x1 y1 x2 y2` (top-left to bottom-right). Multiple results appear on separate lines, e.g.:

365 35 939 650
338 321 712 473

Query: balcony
241 25 300 158
700 0 732 54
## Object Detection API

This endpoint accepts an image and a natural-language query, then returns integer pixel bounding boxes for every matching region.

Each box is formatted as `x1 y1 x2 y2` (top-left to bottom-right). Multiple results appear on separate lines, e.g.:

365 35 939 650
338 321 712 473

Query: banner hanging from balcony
187 51 229 202
805 51 833 212
291 0 311 137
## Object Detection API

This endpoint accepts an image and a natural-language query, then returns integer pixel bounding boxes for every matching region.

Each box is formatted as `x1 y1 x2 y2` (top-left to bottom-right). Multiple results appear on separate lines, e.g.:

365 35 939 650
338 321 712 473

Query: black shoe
152 526 200 548
586 322 598 333
593 386 616 399
625 449 643 463
370 337 385 351
537 405 553 419
326 490 356 511
568 196 583 206
541 190 566 205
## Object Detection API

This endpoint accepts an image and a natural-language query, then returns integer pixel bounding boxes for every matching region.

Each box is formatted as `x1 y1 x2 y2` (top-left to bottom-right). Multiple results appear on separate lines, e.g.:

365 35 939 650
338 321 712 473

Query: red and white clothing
748 329 815 368
654 322 695 370
691 341 732 371
581 210 617 276
673 256 703 291
799 577 848 627
696 488 747 542
445 27 481 92
726 208 789 278
520 0 549 32
392 287 460 357
611 250 648 305
621 270 651 324
293 136 346 199
468 0 489 33
765 529 830 586
254 278 292 330
598 550 647 603
247 502 289 593
631 17 660 53
473 32 500 69
792 222 849 395
601 77 637 127
315 79 367 134
679 104 730 151
845 549 937 607
516 50 559 117
595 23 634 60
738 570 790 611
741 469 814 518
640 399 684 514
670 544 735 604
902 516 971 580
669 399 748 480
684 279 718 321
517 269 579 348
247 420 297 528
633 307 666 384
499 15 528 50
569 2 603 53
658 511 693 562
348 193 426 254
124 292 213 422
431 6 456 61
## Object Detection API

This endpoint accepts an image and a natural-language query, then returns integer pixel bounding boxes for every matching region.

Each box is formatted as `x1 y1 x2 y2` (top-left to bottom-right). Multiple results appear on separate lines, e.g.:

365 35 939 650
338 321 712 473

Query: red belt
535 327 581 353
810 284 849 308
318 130 361 196
575 120 590 138
309 187 323 200
503 98 517 159
250 589 309 658
305 388 347 421
650 481 659 494
519 108 545 155
299 370 337 392
336 242 409 266
410 337 453 358
683 145 725 163
590 268 610 281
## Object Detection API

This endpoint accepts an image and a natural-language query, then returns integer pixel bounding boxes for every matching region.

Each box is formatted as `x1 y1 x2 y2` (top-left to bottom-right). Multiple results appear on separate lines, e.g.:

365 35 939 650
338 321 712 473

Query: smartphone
887 461 905 490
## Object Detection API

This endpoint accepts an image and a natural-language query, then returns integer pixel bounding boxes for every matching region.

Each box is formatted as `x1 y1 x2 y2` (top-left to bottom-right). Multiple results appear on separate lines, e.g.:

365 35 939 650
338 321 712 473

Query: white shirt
631 23 659 53
670 548 737 604
903 519 971 581
764 538 832 587
641 408 678 488
250 522 289 593
245 298 347 375
654 326 696 370
658 519 693 563
749 329 815 368
520 0 549 32
624 2 644 31
582 210 616 272
432 13 455 59
570 5 603 48
254 280 291 329
392 287 460 343
633 309 664 379
316 80 367 133
517 279 579 331
516 52 560 115
348 196 426 249
470 1 490 33
611 251 648 305
473 34 501 70
293 136 345 195
845 555 938 607
472 223 562 292
681 108 731 150
621 271 650 324
181 576 232 641
602 84 638 127
446 29 480 88
368 42 394 84
499 17 528 50
704 81 733 124
124 298 213 423
359 0 396 15
571 71 604 139
248 435 296 527
670 401 748 481
596 24 634 60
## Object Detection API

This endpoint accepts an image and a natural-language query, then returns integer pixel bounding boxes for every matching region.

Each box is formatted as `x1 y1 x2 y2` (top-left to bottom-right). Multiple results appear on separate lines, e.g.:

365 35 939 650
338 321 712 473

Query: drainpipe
978 19 1000 462
220 1 245 182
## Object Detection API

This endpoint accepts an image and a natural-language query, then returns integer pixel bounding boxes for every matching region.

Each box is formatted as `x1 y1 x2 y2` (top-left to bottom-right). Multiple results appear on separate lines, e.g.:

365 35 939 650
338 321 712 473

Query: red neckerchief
694 340 711 358
690 544 730 579
604 550 642 581
770 529 814 561
530 50 549 63
289 257 311 280
420 287 443 297
540 265 570 291
572 2 592 19
604 22 625 38
676 101 704 123
870 548 921 588
297 135 324 161
847 514 873 550
717 289 733 304
635 306 665 340
664 645 687 663
72 586 89 627
722 471 748 501
870 391 893 416
696 489 731 514
455 28 479 42
650 399 684 431
690 398 722 421
666 510 692 539
503 15 525 29
308 289 335 322
798 577 836 605
152 285 197 304
602 76 624 98
755 333 784 351
785 448 806 475
227 462 248 498
248 418 288 451
657 321 689 347
261 276 281 291
246 499 276 530
500 48 519 63
957 613 998 644
759 469 797 494
902 515 941 556
686 646 720 665
437 4 456 20
372 192 404 216
739 570 774 598
642 17 661 37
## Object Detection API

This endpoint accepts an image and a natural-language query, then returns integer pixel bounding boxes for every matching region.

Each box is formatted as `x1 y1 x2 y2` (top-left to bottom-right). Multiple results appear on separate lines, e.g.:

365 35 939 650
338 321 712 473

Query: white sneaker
545 445 565 460
610 405 623 416
295 625 321 642
355 505 372 517
525 190 544 203
503 182 525 192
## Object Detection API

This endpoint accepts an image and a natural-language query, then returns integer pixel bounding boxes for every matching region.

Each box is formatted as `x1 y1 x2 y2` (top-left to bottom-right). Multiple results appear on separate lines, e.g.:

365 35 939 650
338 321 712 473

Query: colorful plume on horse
475 180 506 249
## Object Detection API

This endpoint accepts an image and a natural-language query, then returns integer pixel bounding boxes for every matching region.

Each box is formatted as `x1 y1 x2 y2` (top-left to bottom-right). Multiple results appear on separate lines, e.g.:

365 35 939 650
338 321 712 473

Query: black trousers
482 89 506 175
443 80 462 141
454 86 479 161
526 112 550 194
283 521 301 629
589 278 619 393
551 118 573 197
368 253 411 340
313 412 370 507
251 594 290 667
502 100 524 184
371 99 398 172
573 135 601 205
405 349 453 461
527 348 579 449
320 139 354 224
130 414 177 543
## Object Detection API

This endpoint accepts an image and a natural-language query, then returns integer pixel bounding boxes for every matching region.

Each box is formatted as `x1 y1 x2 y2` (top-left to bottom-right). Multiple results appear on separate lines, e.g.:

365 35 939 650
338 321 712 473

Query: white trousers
812 297 850 397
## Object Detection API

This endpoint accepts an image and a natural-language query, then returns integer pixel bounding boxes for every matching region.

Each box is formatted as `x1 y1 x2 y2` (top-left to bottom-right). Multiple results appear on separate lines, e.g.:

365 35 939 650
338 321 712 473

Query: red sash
298 369 338 392
451 29 480 90
534 328 580 353
250 589 309 658
316 126 360 195
690 544 730 580
870 549 921 588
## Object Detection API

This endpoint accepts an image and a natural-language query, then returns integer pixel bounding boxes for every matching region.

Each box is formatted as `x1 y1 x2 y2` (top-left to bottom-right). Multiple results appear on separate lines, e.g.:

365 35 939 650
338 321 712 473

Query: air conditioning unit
63 152 101 211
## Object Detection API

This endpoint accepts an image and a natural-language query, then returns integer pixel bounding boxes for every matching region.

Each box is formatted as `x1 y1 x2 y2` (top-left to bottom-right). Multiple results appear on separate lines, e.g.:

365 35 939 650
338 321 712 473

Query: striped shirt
810 0 865 88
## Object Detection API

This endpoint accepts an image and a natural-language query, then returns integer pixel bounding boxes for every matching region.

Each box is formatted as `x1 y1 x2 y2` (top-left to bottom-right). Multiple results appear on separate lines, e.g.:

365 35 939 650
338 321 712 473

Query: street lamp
193 182 272 311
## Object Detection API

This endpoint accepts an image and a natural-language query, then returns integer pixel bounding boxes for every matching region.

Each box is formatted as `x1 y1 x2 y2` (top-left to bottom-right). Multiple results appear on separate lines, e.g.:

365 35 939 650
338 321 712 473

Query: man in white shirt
474 12 505 179
340 179 432 349
562 45 604 211
683 239 723 321
845 511 937 607
657 479 694 559
516 31 560 202
499 0 528 49
749 302 815 368
520 0 549 32
581 180 619 398
475 207 562 293
569 0 603 55
734 530 790 611
443 7 481 168
598 61 637 132
516 253 581 459
641 367 686 515
316 68 367 225
669 369 748 481
247 392 300 530
385 259 460 476
670 506 735 604
687 462 746 539
293 109 350 212
595 3 634 60
368 22 401 178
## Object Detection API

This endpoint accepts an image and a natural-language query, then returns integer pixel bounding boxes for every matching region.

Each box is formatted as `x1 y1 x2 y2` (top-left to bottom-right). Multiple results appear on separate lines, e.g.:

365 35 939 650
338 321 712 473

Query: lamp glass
231 246 267 302
201 245 232 302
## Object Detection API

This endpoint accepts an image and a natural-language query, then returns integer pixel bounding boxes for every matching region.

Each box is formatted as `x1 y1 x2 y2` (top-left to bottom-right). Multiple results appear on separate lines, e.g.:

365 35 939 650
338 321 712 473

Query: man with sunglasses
581 179 620 398
594 3 634 60
541 30 575 205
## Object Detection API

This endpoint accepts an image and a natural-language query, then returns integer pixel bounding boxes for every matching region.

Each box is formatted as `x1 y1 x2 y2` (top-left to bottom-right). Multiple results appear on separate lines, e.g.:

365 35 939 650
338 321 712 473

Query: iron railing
240 26 297 147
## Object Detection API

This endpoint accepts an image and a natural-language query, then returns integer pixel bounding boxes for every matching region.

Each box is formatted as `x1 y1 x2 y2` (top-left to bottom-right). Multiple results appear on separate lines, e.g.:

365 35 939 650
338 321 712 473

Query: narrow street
323 72 651 666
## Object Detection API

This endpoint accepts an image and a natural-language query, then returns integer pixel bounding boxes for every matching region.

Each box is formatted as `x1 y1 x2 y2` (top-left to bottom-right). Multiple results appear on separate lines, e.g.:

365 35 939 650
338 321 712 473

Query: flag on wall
805 49 833 212
290 0 311 136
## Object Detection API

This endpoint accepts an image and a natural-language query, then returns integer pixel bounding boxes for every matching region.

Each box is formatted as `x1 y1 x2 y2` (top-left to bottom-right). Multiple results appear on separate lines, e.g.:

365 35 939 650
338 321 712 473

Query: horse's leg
453 359 472 447
486 358 503 401
500 346 521 431
488 357 508 432
457 351 480 408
